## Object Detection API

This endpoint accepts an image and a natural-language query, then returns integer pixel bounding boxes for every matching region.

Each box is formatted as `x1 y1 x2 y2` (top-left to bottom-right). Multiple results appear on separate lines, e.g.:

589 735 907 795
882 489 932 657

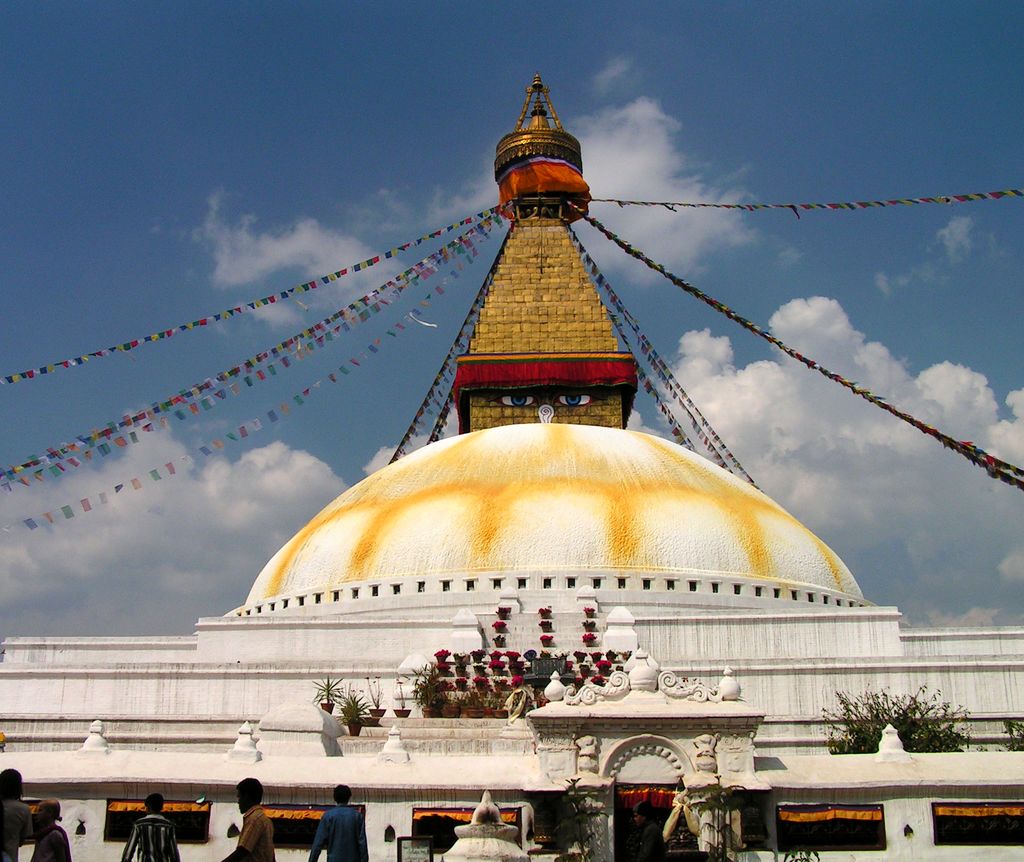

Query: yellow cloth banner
263 808 327 821
934 805 1024 818
107 801 209 813
412 809 517 823
779 807 882 822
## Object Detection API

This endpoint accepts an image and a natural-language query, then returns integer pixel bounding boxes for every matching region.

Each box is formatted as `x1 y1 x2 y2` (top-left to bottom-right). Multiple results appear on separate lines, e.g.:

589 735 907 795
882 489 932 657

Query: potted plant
312 677 344 714
539 618 553 632
582 632 597 644
365 677 385 725
393 677 411 718
338 687 369 736
471 648 487 663
492 619 508 632
413 665 446 718
441 688 462 718
462 687 486 719
582 619 597 631
493 634 506 648
497 606 511 620
583 606 596 618
538 607 552 619
540 634 555 647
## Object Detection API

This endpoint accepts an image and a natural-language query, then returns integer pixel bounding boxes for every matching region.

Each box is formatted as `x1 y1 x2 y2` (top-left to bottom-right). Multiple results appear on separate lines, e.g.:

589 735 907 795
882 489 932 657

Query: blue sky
2 3 1023 640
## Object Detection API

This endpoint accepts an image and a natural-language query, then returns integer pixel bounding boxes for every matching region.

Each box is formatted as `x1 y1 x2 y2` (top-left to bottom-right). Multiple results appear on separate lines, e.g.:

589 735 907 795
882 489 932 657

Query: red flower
489 660 506 671
504 651 521 660
511 675 525 687
540 634 554 644
591 674 606 685
597 659 612 672
434 649 451 660
582 632 597 643
472 676 490 687
538 607 552 617
583 607 596 616
492 620 507 630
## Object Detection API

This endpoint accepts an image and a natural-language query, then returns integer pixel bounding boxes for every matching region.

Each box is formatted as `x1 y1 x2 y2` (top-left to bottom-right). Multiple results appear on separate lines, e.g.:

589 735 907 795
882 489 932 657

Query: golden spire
494 74 584 183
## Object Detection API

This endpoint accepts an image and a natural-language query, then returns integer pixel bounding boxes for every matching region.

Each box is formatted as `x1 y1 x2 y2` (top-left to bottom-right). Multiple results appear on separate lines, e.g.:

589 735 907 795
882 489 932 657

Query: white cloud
668 295 1024 623
998 549 1024 582
936 215 974 263
574 98 753 278
593 57 636 96
427 95 752 278
195 191 374 288
0 437 346 639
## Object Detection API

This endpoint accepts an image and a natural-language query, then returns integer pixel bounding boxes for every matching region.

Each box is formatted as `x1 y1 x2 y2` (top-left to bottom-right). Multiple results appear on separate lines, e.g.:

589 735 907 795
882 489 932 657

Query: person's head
36 800 62 828
633 801 655 825
145 793 164 813
0 768 23 800
236 778 264 814
333 785 352 805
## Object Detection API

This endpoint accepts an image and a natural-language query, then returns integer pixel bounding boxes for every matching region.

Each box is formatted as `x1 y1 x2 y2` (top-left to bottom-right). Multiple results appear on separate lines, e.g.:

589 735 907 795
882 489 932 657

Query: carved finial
875 723 912 762
79 719 110 755
227 721 261 762
472 790 502 825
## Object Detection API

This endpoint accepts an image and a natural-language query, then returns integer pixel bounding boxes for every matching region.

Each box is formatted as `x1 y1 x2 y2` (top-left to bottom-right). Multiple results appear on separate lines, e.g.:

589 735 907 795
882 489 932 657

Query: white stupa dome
238 424 862 614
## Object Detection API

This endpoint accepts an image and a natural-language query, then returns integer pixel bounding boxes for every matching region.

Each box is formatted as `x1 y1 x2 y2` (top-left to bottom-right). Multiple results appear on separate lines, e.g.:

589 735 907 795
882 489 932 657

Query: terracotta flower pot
320 701 335 714
421 707 440 718
393 709 411 718
369 708 386 719
441 704 461 718
347 723 362 736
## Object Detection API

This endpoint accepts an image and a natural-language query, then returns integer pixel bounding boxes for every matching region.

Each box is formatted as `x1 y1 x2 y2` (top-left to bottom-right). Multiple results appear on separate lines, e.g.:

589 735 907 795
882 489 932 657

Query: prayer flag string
2 272 467 529
0 206 501 385
573 204 1024 493
591 188 1023 218
390 224 510 462
568 230 756 485
2 217 501 483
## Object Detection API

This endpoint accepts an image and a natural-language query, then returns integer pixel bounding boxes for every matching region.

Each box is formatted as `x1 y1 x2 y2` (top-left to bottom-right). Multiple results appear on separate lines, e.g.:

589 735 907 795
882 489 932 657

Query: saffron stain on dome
250 425 860 604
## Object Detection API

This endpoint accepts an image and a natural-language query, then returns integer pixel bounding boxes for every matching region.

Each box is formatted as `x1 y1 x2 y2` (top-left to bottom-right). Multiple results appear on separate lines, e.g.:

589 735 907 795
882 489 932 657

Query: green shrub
823 686 970 754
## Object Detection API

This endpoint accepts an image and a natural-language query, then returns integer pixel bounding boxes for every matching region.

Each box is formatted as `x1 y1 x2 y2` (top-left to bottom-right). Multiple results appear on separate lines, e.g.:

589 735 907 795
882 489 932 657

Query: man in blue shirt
308 786 367 862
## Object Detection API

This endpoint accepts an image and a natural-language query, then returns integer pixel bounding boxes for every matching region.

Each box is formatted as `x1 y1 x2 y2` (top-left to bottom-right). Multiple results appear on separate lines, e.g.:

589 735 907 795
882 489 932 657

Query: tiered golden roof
494 73 583 179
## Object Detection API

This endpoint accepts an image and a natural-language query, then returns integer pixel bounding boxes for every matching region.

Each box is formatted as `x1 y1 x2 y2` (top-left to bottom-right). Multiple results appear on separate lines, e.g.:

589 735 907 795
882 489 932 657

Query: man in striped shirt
121 794 180 862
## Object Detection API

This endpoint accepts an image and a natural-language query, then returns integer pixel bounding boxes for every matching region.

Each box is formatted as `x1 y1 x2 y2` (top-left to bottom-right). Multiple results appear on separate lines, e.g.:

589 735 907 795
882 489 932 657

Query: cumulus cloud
667 295 1024 623
195 191 374 288
593 57 637 96
574 98 753 278
0 437 346 640
427 93 752 277
936 215 974 263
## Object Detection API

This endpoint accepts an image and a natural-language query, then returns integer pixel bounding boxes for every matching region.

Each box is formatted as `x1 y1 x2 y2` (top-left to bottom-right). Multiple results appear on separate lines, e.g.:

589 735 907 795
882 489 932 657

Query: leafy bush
1005 719 1024 751
823 686 970 754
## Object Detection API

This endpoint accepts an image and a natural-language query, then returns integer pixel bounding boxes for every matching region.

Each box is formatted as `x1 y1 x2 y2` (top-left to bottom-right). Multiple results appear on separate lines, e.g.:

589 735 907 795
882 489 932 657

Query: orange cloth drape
498 162 590 207
412 809 517 823
107 801 210 813
778 807 882 822
934 805 1024 817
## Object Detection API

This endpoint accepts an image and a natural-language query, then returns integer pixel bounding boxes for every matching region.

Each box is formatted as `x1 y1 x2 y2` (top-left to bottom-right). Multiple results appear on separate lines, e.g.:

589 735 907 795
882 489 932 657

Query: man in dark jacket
632 802 665 862
308 786 367 862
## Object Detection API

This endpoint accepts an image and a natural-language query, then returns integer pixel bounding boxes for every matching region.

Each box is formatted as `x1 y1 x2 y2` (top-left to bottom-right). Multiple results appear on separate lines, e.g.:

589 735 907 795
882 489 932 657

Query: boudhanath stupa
2 75 1022 862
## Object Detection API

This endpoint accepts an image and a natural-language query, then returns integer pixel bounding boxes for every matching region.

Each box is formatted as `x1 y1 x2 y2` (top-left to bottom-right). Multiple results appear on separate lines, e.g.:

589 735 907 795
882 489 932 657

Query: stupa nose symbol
538 404 555 423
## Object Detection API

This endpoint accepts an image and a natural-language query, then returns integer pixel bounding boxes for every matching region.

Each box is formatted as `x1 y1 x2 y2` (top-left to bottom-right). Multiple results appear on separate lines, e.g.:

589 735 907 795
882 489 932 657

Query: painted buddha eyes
497 394 592 407
558 394 592 406
500 395 536 406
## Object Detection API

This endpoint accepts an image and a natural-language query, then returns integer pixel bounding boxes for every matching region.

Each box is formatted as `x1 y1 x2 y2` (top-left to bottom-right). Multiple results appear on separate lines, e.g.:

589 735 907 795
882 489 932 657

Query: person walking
220 779 274 862
632 801 665 862
308 786 366 862
30 801 70 862
121 794 180 862
1 770 33 862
